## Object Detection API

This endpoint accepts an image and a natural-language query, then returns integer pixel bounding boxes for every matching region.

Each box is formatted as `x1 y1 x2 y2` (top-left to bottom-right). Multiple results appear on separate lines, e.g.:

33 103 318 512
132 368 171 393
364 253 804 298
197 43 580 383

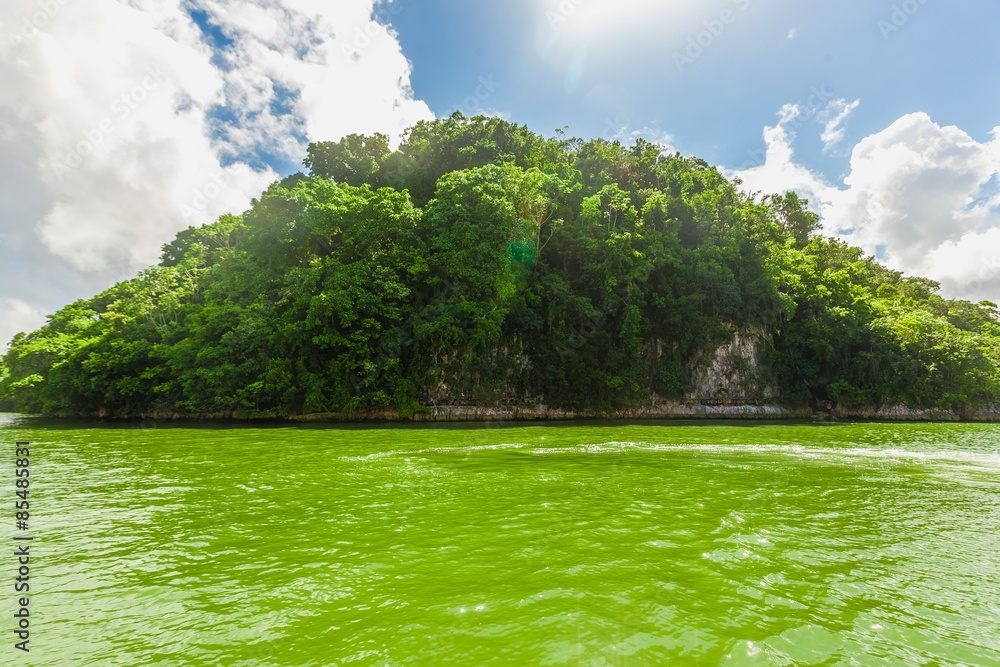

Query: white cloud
824 115 1000 298
777 103 801 125
787 27 799 40
0 298 48 351
0 0 433 347
730 109 1000 302
196 0 432 152
726 105 834 209
819 98 861 153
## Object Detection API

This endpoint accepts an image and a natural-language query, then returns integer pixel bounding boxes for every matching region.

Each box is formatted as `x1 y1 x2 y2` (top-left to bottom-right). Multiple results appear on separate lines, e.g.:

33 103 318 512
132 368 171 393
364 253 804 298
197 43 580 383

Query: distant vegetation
2 113 999 418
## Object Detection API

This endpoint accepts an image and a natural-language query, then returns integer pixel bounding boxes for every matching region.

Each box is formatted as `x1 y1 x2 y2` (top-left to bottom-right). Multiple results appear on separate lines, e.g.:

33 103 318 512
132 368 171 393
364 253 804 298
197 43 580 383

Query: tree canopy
3 113 999 418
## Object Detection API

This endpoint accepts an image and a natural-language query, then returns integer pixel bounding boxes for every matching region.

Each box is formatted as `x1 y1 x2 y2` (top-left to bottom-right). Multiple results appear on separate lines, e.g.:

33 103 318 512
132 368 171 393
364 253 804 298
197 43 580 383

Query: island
2 114 998 421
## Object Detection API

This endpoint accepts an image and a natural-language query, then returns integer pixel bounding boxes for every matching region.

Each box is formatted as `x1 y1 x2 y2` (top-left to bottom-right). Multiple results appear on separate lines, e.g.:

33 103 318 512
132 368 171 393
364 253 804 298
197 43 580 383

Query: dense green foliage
3 113 1000 417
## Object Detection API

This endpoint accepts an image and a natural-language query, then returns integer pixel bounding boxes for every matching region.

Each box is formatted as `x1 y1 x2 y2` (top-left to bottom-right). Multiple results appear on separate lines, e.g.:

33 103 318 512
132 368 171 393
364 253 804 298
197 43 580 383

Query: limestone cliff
685 329 779 404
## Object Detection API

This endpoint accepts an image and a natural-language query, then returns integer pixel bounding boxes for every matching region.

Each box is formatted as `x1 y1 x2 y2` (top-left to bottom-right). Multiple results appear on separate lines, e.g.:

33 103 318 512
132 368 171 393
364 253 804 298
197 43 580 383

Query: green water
2 415 999 666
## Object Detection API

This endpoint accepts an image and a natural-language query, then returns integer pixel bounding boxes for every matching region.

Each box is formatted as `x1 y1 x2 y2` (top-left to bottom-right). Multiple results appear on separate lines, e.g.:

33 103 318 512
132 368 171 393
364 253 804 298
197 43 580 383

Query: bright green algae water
2 416 999 666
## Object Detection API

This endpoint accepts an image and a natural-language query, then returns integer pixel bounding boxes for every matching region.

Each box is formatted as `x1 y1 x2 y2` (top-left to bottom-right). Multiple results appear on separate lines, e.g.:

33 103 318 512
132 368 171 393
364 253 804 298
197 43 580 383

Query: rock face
961 404 1000 421
56 328 1000 423
833 404 960 421
89 401 1000 422
286 403 810 423
686 330 778 404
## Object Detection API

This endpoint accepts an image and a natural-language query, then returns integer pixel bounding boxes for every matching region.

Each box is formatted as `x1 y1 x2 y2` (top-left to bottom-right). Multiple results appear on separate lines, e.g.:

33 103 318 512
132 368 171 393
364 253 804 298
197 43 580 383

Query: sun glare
541 0 707 42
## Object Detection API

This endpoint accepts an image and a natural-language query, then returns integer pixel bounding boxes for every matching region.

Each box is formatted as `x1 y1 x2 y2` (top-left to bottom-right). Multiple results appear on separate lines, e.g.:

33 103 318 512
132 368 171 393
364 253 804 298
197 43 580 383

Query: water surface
2 416 999 665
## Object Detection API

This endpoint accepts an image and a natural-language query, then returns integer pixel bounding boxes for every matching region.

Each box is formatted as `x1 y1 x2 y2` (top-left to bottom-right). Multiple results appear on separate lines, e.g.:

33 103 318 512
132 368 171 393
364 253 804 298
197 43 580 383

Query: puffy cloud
926 226 1000 299
0 0 432 346
824 115 996 260
195 0 432 154
0 298 48 354
731 108 1000 302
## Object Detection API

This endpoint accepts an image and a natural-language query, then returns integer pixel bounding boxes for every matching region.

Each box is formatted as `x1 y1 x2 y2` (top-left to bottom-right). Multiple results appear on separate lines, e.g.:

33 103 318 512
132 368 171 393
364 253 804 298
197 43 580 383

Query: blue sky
1 0 999 346
388 0 999 182
387 0 1000 304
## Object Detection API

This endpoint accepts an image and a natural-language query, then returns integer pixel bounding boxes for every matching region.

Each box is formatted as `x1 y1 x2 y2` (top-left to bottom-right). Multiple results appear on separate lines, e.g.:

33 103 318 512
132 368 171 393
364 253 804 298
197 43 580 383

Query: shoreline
14 402 1000 423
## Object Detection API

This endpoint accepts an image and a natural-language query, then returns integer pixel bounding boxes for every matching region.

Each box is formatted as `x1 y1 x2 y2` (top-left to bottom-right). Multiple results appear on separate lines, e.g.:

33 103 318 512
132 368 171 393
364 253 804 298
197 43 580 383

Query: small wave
343 440 1000 469
341 441 537 461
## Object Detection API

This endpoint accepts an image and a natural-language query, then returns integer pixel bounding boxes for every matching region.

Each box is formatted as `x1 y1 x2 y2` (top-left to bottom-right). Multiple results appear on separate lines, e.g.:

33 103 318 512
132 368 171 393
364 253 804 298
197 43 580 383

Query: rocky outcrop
960 404 1000 421
54 401 1000 423
686 329 779 404
832 404 961 422
285 403 810 423
50 335 1000 423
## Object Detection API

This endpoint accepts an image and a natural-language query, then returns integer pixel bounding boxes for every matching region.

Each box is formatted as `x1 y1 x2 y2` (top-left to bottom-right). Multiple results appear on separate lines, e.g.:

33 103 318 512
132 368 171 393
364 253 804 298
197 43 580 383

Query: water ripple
3 418 999 664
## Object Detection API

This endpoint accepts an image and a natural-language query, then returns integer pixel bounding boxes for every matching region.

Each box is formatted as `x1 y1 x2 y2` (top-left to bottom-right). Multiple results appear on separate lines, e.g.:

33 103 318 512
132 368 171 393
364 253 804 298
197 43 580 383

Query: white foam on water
342 441 536 462
561 441 1000 469
342 440 1000 471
